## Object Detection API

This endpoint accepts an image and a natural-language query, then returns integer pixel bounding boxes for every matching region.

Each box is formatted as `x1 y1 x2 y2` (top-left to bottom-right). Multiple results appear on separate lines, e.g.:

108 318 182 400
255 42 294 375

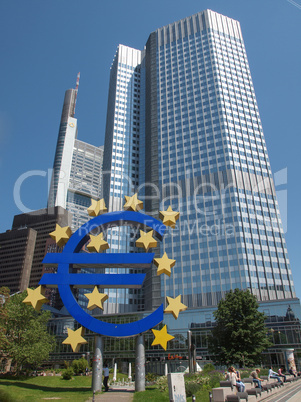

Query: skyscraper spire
72 72 80 117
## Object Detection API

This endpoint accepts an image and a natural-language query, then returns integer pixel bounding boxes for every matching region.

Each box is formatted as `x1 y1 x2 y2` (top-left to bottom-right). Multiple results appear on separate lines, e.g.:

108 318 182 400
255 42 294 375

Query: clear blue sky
0 0 300 297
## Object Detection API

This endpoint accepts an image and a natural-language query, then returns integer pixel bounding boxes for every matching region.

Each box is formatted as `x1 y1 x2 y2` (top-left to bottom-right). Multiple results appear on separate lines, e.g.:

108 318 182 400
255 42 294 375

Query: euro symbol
40 211 166 337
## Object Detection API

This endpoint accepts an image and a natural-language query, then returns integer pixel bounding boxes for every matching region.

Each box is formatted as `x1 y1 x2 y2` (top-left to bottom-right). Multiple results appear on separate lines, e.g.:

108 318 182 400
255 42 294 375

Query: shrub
155 375 168 392
208 370 224 388
62 367 74 380
185 382 202 396
260 368 269 376
71 358 88 375
202 363 215 373
145 372 159 382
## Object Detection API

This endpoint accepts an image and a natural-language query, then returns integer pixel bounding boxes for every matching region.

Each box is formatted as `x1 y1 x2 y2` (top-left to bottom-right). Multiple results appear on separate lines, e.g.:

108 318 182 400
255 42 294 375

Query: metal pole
187 330 193 374
135 334 145 392
92 335 103 392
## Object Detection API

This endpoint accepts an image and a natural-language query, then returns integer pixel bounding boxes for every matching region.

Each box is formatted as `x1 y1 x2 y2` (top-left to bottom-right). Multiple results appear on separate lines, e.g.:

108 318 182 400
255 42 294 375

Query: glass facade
103 45 144 313
102 10 297 313
145 10 295 308
67 140 103 230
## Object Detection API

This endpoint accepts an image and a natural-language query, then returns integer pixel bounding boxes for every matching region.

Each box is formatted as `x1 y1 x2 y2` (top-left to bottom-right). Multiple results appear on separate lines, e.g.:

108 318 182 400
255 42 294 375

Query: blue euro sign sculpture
40 211 166 337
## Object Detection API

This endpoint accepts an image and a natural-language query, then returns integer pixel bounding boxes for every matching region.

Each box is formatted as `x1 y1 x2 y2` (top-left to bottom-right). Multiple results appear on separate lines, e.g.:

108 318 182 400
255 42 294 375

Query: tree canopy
0 287 55 373
208 288 272 367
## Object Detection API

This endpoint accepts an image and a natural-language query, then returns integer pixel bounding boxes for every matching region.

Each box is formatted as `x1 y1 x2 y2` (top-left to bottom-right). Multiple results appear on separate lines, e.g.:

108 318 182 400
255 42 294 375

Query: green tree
208 289 272 367
72 357 89 375
0 288 55 373
0 287 10 350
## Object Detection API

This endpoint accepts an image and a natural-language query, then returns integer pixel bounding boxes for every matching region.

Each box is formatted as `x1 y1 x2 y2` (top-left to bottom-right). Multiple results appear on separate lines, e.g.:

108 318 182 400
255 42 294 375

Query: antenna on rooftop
72 72 80 117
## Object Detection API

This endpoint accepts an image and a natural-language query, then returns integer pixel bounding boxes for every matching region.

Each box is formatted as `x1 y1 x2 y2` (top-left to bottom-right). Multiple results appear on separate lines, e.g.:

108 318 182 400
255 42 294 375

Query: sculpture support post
135 334 145 392
188 330 194 374
92 335 103 392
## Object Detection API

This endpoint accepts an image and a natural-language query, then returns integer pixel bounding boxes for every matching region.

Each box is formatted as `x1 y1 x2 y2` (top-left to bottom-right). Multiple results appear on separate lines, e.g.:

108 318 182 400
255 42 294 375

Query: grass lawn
0 375 95 402
133 385 211 402
133 386 169 401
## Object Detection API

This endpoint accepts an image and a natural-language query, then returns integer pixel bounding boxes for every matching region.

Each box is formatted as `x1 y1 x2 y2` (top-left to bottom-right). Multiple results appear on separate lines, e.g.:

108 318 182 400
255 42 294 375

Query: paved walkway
262 381 301 402
86 387 134 402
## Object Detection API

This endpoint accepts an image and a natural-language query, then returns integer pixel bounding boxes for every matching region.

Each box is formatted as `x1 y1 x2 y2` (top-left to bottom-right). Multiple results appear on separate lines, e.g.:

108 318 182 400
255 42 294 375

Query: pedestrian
250 368 263 389
103 364 109 392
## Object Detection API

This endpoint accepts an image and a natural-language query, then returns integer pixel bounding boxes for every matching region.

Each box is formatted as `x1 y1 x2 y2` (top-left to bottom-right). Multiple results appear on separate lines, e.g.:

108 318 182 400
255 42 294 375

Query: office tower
103 45 145 314
11 207 72 288
103 9 298 320
0 227 37 293
48 86 78 210
66 140 104 231
103 45 141 212
48 78 104 231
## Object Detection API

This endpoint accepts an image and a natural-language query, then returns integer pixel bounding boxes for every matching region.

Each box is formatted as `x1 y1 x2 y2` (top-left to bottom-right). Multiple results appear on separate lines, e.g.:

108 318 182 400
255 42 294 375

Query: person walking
103 364 109 392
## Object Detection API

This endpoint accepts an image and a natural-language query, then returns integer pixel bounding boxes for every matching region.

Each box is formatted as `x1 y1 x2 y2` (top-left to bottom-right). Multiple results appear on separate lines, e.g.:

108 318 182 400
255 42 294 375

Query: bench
212 374 301 402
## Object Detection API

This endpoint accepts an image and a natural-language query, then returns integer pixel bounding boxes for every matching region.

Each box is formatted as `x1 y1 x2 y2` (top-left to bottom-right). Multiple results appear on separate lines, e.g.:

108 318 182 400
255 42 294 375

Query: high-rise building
103 45 145 314
0 227 37 293
103 9 300 322
48 88 78 210
48 80 104 231
12 207 72 288
66 140 104 231
0 207 72 293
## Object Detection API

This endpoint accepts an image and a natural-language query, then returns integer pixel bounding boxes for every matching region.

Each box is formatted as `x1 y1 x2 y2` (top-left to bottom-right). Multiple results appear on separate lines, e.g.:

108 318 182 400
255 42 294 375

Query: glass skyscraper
67 140 104 231
103 10 300 327
48 87 104 231
103 45 145 313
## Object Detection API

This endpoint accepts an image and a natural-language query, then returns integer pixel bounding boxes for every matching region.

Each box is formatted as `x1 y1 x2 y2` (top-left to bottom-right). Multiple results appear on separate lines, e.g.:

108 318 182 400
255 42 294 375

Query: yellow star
159 206 180 228
87 233 109 253
84 287 108 310
154 252 176 277
49 224 72 247
62 327 88 353
23 286 48 311
136 230 157 252
151 325 175 351
123 193 143 212
164 295 187 319
87 198 107 217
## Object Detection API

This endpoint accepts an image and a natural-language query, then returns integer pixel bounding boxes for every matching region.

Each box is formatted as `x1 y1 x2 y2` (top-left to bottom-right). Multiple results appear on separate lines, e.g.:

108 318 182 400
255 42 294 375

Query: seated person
234 367 246 393
226 366 245 392
268 366 282 383
288 366 297 377
250 368 263 389
278 366 286 382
